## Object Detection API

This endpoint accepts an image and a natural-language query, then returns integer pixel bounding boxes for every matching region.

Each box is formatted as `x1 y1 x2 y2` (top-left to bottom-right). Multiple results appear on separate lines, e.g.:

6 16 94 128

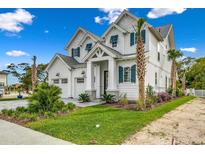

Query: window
85 43 92 52
77 78 84 83
155 72 157 85
124 67 131 82
158 52 160 61
165 76 168 90
130 32 135 46
53 79 59 84
61 78 68 84
72 47 80 57
110 35 118 47
141 30 146 44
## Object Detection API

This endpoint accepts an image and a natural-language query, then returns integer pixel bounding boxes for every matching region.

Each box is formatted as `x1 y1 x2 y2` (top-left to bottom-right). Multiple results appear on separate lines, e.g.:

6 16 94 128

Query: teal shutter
77 47 80 57
71 48 74 57
119 66 123 83
141 30 145 44
131 64 136 83
135 32 137 44
130 32 135 46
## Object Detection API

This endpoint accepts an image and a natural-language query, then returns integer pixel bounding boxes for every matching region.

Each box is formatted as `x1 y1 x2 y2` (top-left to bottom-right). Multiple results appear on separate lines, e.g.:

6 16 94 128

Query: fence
186 89 205 97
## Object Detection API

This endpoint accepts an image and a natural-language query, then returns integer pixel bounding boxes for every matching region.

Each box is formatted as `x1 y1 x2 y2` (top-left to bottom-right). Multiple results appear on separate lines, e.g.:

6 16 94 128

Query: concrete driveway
0 119 72 145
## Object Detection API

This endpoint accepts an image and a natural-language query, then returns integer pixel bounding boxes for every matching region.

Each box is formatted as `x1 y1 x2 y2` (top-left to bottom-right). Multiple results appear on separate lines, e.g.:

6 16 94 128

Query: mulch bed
0 114 31 125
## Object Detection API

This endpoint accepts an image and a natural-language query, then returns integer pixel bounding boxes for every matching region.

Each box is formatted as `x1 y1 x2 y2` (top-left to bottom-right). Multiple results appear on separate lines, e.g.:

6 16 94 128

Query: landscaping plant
145 84 157 108
101 93 116 103
79 93 90 102
118 94 128 105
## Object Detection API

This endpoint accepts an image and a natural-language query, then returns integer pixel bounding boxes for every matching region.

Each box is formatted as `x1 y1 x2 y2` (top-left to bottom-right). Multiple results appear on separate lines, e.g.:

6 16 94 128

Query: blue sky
0 8 204 85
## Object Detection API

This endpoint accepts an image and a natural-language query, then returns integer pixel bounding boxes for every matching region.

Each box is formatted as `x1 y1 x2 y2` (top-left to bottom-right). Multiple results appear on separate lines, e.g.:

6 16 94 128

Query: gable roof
156 24 172 39
102 23 128 37
65 27 100 50
45 53 85 71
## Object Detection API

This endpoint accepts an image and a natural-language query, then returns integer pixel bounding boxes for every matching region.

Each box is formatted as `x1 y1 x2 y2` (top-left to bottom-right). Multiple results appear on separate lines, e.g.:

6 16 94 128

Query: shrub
157 92 172 103
145 85 157 107
79 93 90 102
167 87 173 95
28 83 64 113
43 111 55 118
16 106 27 113
66 102 76 110
1 109 15 116
176 88 184 97
118 94 128 105
101 93 115 103
18 113 38 121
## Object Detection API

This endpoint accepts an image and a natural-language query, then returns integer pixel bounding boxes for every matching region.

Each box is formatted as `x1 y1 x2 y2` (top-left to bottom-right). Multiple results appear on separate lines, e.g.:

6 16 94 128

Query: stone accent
85 89 96 100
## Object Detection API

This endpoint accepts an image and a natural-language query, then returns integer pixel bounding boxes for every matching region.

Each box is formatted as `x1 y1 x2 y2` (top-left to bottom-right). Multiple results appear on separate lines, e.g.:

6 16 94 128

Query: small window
165 76 168 90
61 78 68 84
110 35 118 47
124 67 131 82
53 79 59 84
155 72 157 85
0 82 4 86
77 78 84 83
72 47 80 57
85 43 92 52
158 52 160 61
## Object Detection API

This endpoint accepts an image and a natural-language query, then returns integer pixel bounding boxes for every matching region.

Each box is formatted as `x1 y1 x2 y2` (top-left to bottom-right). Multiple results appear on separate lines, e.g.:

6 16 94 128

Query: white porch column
95 64 101 98
108 57 117 90
85 60 96 99
86 61 94 90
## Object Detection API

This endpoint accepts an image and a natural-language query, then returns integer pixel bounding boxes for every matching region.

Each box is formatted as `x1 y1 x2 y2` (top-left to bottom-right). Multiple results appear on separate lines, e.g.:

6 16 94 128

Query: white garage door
74 78 85 98
53 78 69 98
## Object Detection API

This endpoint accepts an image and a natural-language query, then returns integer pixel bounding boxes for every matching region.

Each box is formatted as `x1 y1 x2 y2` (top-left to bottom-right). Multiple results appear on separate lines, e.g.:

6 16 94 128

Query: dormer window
110 35 118 47
72 47 80 57
85 43 92 52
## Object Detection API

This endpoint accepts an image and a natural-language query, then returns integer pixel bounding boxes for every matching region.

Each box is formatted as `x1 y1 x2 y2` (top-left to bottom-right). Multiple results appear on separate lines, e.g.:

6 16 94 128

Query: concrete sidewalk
0 119 73 145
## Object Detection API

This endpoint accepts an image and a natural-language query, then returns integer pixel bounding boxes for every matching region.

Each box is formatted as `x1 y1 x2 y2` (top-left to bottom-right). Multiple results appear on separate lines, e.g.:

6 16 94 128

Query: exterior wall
0 74 7 86
71 67 86 98
117 59 138 100
80 37 95 61
47 58 72 98
104 28 125 54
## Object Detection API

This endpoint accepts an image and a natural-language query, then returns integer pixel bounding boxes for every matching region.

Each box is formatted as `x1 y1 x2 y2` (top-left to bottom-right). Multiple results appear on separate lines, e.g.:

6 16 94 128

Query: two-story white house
0 71 8 96
46 10 174 100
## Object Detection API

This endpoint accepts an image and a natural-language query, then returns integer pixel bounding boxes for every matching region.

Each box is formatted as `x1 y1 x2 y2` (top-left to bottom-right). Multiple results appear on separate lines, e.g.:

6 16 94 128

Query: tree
177 57 194 94
167 49 183 96
186 57 205 89
32 56 37 91
136 18 146 110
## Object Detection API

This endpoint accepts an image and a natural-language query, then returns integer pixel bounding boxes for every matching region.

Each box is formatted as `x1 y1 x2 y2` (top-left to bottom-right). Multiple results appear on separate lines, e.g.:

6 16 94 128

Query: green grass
27 96 195 144
0 97 30 101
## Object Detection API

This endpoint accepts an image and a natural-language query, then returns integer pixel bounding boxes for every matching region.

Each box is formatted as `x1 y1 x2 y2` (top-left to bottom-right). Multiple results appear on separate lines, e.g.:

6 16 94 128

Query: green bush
18 113 38 121
1 109 15 116
101 93 115 103
66 102 76 110
176 88 184 97
44 111 55 118
118 94 128 105
16 106 27 113
28 83 65 113
79 93 90 102
167 87 173 95
146 85 157 107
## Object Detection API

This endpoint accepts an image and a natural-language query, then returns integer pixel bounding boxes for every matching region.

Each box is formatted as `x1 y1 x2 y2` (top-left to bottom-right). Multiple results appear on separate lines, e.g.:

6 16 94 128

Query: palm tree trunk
172 61 177 96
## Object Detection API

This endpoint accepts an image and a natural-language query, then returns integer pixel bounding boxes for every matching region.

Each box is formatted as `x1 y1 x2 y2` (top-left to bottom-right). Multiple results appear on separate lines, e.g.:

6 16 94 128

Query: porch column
107 57 119 98
85 60 96 100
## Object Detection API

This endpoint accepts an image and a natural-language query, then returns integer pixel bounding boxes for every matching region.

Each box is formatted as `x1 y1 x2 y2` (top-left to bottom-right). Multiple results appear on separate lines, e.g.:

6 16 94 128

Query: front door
104 71 108 94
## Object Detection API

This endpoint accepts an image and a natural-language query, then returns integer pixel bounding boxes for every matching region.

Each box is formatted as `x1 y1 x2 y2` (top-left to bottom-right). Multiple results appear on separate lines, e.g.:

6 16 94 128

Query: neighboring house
46 10 174 100
0 71 8 96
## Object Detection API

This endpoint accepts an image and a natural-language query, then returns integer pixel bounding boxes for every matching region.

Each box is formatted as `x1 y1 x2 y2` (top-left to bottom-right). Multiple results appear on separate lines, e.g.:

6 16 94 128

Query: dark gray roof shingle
57 53 86 69
156 24 172 38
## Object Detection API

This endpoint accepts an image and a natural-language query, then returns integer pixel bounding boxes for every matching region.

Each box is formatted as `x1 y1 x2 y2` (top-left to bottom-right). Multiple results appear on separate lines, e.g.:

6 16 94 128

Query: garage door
74 78 85 98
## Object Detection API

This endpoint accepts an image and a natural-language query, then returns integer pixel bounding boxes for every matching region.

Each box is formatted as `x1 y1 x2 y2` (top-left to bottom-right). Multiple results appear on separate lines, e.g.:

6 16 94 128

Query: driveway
124 98 205 145
0 99 103 111
0 119 72 145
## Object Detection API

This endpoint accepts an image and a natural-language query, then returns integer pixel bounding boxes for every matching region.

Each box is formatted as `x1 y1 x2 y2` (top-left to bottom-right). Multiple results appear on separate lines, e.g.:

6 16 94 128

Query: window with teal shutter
72 47 80 57
130 32 135 46
119 66 123 83
85 43 92 52
110 35 118 47
131 64 136 83
141 30 146 44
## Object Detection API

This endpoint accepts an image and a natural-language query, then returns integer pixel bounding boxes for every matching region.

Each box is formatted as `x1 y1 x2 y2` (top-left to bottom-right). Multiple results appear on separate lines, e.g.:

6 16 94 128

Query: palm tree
32 56 37 92
167 49 183 96
136 18 146 110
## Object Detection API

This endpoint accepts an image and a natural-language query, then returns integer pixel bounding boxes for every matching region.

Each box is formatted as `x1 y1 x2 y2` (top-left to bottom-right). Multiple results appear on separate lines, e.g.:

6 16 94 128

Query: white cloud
6 50 29 57
147 8 187 19
0 8 34 33
180 47 197 53
44 30 49 33
94 8 126 24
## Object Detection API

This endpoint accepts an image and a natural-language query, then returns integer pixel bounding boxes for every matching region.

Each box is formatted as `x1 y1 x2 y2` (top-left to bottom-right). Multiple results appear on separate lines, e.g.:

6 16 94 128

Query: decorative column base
106 89 119 100
85 89 96 100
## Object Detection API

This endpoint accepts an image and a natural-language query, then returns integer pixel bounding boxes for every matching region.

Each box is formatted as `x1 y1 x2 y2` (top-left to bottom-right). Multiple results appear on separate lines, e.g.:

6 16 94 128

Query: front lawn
27 96 195 144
